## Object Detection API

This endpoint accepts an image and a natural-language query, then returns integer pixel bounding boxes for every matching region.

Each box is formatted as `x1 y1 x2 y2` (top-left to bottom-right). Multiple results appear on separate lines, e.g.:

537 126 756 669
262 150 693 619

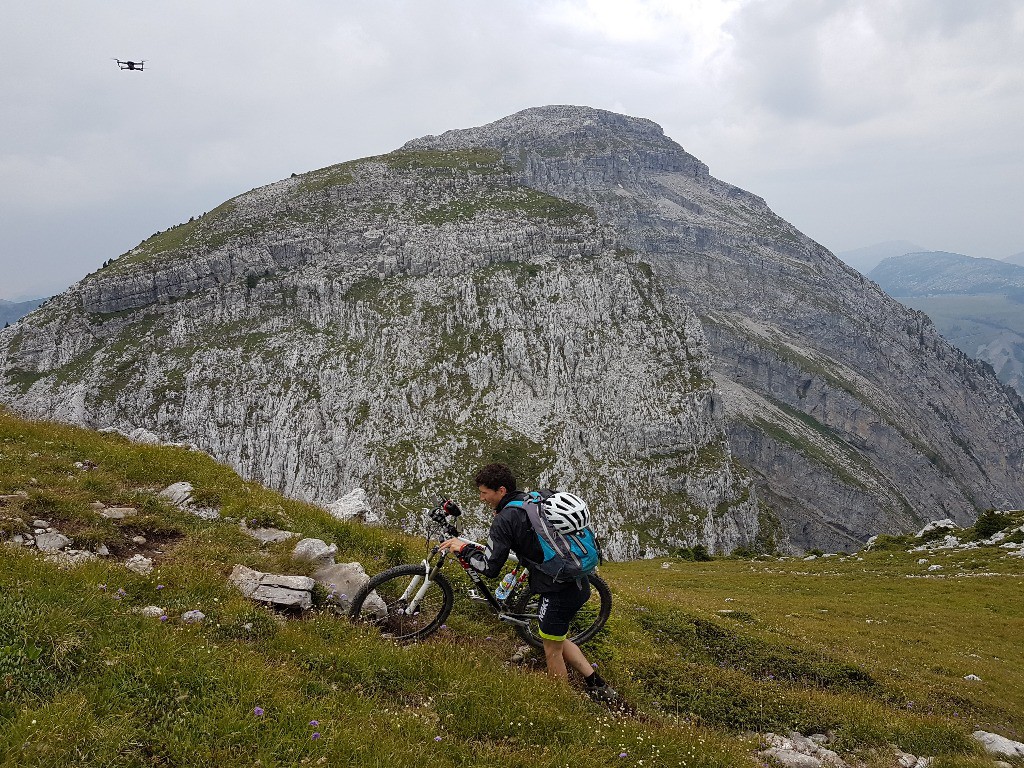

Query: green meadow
1 407 1021 767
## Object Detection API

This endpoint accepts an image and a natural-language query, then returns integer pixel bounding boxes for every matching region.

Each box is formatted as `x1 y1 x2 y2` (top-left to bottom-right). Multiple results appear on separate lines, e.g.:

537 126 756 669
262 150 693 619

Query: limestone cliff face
4 105 1022 554
0 141 758 558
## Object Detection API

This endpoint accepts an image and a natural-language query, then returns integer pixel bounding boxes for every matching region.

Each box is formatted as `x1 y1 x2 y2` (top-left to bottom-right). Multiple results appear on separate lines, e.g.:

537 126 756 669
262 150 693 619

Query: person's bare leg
543 638 593 681
561 639 594 677
543 638 569 680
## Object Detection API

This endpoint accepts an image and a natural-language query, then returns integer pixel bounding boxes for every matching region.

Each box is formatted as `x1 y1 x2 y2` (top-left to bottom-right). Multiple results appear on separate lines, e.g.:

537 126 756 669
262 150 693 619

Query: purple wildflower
309 720 319 727
434 736 442 742
159 615 168 622
253 706 264 717
98 584 107 591
156 584 165 590
311 732 321 741
619 753 628 758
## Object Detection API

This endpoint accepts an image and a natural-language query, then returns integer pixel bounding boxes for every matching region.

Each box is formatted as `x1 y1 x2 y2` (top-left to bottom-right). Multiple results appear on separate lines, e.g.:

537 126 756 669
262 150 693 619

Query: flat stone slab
252 585 312 610
260 573 315 591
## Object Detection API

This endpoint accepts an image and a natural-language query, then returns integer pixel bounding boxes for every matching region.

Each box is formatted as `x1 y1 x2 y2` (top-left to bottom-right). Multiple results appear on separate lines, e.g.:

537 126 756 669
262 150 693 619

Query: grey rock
45 549 98 566
292 538 339 565
314 561 380 613
125 554 154 575
972 731 1024 758
325 488 380 524
140 605 166 618
251 585 313 609
181 610 206 624
159 482 194 507
132 535 147 545
94 543 110 556
31 519 50 528
259 573 315 591
759 748 822 768
916 519 956 538
34 532 71 552
101 507 137 519
229 564 316 611
229 564 264 597
243 526 298 544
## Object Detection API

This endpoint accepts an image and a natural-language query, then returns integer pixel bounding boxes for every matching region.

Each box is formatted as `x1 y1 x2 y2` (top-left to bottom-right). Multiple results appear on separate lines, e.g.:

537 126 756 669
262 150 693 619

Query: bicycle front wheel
349 563 454 643
511 573 612 649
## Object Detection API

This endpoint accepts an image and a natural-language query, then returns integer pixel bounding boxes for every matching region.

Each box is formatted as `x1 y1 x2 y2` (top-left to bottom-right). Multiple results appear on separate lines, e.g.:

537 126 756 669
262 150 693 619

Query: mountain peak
404 104 681 155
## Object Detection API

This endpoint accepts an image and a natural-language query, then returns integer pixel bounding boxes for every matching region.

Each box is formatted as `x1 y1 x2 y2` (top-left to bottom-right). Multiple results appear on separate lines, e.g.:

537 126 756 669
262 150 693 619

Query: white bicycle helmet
541 491 590 533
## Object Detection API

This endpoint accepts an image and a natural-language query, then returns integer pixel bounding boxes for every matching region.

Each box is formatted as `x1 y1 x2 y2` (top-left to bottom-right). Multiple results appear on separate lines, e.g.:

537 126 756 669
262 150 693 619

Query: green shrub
971 510 1010 540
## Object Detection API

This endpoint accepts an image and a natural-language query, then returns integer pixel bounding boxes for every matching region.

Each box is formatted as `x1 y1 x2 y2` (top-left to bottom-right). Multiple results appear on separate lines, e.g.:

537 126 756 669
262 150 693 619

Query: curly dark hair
474 463 517 493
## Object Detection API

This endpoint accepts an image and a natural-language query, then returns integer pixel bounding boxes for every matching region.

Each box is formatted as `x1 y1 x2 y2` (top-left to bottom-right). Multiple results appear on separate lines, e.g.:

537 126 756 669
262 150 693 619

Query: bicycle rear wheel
511 573 612 649
349 563 454 643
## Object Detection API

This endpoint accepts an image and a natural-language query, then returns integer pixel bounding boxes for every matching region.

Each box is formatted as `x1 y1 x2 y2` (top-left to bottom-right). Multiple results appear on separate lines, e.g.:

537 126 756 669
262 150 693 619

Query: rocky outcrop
3 106 1023 553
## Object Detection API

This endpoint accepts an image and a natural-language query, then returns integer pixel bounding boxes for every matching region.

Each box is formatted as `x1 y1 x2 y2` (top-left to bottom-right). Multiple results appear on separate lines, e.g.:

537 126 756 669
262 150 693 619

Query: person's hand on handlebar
439 537 479 556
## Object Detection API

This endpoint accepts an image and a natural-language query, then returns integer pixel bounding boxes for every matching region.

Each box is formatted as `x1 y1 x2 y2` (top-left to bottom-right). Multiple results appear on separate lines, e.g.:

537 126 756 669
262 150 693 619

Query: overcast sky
2 0 1022 300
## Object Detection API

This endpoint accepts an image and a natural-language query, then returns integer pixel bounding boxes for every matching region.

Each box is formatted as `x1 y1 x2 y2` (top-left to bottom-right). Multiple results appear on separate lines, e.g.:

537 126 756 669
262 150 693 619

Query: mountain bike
348 496 611 648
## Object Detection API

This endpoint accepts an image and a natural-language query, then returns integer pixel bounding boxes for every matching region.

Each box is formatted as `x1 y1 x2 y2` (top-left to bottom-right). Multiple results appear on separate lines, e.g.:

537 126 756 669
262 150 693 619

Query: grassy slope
1 407 1022 768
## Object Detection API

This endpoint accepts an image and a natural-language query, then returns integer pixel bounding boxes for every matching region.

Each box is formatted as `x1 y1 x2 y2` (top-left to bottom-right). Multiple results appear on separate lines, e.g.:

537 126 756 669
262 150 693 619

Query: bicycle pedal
467 589 487 602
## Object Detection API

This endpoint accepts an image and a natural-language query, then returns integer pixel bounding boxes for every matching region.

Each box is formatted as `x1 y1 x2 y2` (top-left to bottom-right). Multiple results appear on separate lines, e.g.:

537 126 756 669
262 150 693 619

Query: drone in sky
113 59 146 71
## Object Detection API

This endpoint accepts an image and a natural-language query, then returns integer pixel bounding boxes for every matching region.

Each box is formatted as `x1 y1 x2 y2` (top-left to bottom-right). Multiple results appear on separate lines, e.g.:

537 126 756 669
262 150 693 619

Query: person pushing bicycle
440 463 616 701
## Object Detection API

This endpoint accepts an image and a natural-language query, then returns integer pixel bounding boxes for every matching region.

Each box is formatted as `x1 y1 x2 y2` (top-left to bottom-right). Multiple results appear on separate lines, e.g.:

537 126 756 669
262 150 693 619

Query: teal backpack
506 489 601 583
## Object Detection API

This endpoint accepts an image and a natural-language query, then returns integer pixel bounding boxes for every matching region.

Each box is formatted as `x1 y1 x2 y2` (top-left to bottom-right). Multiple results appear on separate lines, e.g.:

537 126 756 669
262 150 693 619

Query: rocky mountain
870 251 1024 396
1003 251 1024 267
3 105 1023 555
0 297 44 327
835 240 927 275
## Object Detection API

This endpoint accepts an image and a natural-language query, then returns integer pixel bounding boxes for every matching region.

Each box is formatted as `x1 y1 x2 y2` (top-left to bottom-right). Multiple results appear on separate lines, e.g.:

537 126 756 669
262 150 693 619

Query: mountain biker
439 463 615 701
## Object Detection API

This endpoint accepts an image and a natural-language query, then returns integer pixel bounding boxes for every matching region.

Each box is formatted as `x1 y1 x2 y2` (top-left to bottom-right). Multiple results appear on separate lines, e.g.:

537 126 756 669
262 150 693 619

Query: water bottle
495 572 517 600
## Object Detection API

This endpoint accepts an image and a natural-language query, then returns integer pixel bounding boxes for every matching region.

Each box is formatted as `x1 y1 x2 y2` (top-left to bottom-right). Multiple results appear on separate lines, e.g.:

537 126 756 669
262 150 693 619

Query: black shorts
537 580 591 642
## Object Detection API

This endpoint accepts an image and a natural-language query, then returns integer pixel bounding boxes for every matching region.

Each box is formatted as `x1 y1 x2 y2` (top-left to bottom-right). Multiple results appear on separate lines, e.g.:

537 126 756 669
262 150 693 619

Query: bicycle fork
398 560 435 615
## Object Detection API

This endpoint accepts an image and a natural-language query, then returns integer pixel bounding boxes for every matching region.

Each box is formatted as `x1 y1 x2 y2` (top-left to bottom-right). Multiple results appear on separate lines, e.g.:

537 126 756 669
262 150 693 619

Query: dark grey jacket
461 491 568 594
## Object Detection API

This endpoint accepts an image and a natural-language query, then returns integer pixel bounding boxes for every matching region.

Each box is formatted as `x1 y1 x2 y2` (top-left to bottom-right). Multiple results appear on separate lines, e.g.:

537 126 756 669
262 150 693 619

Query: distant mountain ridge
836 240 926 275
870 251 1024 395
870 251 1024 298
0 298 44 326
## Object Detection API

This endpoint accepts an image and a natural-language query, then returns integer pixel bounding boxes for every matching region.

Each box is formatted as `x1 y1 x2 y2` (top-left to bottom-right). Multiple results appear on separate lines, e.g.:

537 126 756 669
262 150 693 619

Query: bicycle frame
403 533 538 628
